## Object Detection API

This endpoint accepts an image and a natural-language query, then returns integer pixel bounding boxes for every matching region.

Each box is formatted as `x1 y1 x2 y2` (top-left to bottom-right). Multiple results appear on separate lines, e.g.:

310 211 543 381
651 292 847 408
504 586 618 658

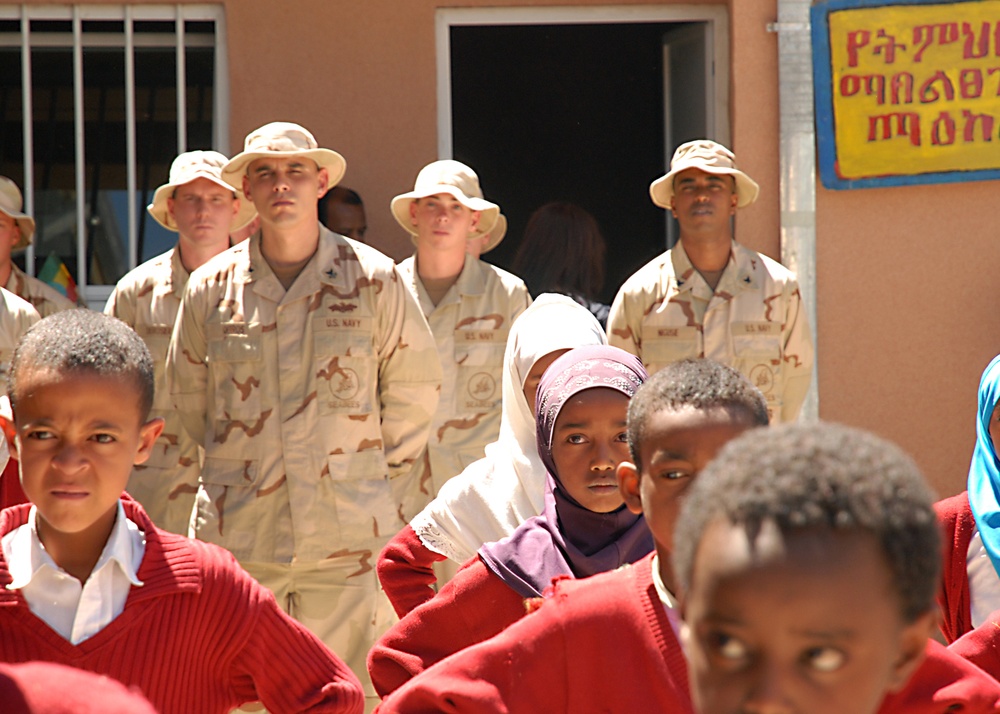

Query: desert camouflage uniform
397 254 530 499
0 287 39 395
608 240 813 423
6 264 77 317
166 227 440 700
105 248 199 535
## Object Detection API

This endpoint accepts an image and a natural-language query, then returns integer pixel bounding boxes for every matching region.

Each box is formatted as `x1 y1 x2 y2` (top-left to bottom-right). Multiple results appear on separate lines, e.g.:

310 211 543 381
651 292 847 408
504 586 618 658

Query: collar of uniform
5 263 26 295
407 252 485 311
724 242 762 294
314 224 355 289
671 240 758 297
669 240 703 295
454 253 486 297
168 246 190 299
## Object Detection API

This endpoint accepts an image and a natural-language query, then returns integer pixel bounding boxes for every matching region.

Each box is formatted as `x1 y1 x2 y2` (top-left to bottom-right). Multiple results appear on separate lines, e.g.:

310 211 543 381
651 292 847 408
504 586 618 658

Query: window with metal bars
0 5 227 308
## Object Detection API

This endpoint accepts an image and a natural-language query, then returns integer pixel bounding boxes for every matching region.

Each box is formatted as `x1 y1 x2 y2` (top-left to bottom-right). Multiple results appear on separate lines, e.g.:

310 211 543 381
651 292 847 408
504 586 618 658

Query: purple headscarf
478 345 653 598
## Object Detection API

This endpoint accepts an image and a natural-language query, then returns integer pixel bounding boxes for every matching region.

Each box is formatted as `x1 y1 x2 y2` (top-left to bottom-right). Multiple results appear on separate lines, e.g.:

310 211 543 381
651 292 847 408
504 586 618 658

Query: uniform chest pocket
206 323 263 419
731 322 782 397
314 328 375 415
640 325 700 371
454 329 506 412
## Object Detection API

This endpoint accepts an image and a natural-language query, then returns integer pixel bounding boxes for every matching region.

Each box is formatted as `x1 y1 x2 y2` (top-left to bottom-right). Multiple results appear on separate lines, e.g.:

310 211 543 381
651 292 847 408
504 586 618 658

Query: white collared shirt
2 501 145 644
651 553 682 638
967 527 1000 629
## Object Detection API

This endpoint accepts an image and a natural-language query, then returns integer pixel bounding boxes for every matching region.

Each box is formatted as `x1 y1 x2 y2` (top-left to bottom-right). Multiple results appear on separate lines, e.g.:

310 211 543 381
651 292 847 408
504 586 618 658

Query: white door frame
435 5 730 157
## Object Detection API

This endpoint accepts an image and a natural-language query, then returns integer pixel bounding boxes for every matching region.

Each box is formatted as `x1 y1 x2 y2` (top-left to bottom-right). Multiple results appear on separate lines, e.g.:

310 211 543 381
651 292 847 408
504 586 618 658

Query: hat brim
480 213 506 253
221 148 346 193
147 175 258 232
649 166 759 209
391 185 500 238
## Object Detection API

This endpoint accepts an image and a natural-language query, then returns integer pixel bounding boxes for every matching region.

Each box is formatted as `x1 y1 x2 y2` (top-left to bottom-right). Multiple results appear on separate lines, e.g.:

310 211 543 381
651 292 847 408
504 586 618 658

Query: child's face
522 349 569 412
682 520 933 714
550 387 630 513
10 368 162 545
618 406 755 556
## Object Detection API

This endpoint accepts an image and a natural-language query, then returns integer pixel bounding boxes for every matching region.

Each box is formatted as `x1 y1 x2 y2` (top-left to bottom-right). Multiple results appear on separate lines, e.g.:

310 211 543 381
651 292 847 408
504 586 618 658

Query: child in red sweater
0 310 363 714
377 421 1000 713
369 356 768 698
676 422 1000 714
374 358 771 712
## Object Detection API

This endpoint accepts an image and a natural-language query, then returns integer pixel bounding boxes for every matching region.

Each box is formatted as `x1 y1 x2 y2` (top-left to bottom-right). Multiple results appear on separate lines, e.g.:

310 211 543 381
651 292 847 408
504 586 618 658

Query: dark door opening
450 20 712 304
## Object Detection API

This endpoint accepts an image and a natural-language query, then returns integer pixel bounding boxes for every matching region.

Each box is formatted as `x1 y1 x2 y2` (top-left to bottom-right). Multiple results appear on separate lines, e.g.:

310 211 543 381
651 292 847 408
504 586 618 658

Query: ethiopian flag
37 253 78 303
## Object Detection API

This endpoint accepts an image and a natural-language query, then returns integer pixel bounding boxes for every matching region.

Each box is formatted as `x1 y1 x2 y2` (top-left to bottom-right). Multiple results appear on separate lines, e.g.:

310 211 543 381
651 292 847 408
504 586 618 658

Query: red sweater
0 457 26 511
374 551 1000 714
936 491 976 643
0 498 363 714
378 524 446 618
368 556 529 697
881 640 1000 713
375 553 693 713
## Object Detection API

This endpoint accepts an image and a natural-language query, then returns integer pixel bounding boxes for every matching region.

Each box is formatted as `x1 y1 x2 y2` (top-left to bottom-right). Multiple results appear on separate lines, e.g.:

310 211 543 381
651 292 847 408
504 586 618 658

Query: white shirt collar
4 500 145 591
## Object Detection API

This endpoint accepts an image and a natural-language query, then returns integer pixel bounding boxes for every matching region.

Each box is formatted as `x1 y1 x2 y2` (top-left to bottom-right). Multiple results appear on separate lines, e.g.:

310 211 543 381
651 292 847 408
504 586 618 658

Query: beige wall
17 0 987 497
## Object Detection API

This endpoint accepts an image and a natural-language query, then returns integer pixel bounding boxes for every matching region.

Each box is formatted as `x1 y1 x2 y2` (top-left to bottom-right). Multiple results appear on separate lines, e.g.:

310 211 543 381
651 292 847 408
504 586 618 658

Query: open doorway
441 7 728 303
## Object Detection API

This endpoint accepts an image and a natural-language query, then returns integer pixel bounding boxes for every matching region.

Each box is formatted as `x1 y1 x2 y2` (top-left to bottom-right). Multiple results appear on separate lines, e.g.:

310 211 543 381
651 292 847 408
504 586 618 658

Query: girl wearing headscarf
937 355 1000 642
377 295 606 617
369 345 651 698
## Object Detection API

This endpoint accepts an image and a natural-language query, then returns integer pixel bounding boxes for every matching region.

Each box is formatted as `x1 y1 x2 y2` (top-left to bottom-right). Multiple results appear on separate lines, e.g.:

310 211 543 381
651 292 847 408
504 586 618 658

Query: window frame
0 3 228 307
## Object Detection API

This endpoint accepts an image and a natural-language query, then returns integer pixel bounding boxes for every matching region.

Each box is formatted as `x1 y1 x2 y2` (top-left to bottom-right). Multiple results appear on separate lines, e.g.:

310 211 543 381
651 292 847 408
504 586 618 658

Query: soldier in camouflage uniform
0 289 38 397
105 151 256 535
608 140 813 423
166 122 440 706
393 161 530 502
0 177 77 317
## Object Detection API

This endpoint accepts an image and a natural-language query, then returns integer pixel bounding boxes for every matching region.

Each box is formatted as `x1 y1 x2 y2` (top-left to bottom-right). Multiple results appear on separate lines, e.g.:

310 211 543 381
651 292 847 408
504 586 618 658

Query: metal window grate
0 4 227 308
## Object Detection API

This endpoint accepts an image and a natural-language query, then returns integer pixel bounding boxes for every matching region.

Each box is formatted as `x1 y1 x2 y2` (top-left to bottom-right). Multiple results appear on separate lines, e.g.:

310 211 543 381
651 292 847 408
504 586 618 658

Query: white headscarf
410 294 607 563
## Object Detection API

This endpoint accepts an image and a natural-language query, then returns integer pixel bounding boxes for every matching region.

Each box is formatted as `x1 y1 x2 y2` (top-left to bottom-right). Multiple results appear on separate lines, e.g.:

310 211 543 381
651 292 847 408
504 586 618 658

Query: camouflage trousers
241 556 398 713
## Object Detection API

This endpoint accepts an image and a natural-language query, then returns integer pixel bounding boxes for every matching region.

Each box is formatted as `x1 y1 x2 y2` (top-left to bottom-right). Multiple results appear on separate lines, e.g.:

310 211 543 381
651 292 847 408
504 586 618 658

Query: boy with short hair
376 358 769 712
676 422 1000 714
0 310 363 714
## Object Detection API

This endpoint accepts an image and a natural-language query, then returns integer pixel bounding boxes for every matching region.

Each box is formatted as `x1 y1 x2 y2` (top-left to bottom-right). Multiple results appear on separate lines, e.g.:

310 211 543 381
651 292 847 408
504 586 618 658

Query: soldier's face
670 168 737 234
0 212 21 263
243 157 328 228
409 194 480 254
167 178 239 246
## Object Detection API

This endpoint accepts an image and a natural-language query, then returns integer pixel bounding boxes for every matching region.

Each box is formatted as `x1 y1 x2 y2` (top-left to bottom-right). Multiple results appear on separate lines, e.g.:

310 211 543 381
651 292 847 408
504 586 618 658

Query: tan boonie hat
480 213 507 254
391 160 501 243
148 151 257 232
0 177 36 250
649 140 760 209
221 122 346 192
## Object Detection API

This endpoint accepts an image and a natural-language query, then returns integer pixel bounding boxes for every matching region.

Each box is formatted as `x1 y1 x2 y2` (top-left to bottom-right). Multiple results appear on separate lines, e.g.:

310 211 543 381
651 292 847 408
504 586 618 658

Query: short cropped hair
9 310 155 420
673 422 941 622
318 186 363 225
626 359 769 469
